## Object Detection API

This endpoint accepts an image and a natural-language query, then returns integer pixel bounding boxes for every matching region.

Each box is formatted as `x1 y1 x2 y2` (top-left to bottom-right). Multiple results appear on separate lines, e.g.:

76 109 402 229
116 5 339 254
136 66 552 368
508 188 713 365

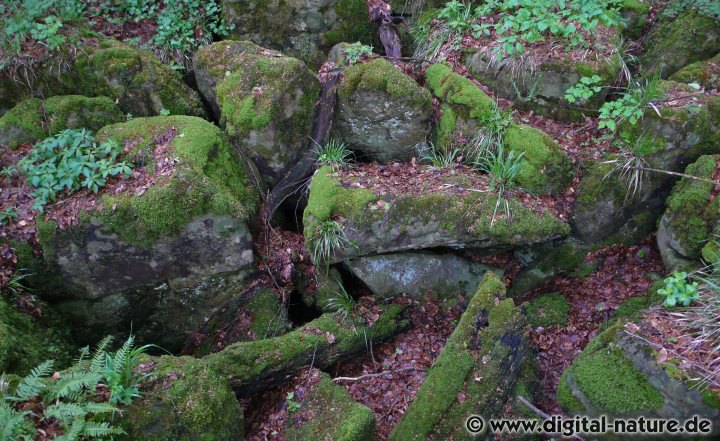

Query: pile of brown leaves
523 237 664 414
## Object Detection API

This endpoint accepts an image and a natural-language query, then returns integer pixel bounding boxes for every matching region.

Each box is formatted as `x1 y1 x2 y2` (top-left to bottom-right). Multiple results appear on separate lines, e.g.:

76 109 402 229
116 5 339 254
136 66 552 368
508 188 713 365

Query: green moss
503 124 574 194
0 295 76 375
286 372 375 441
389 272 524 440
426 63 494 124
525 293 570 328
339 58 431 108
620 0 650 39
93 116 258 247
702 240 720 265
670 53 720 90
557 326 664 414
121 355 244 441
575 158 629 211
556 370 586 411
0 98 44 148
323 0 376 49
664 155 719 259
248 288 291 339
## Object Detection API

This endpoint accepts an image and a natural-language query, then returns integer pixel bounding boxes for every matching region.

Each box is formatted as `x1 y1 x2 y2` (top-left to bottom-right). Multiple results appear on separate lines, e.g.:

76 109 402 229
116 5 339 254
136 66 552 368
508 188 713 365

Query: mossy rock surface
389 272 527 440
121 355 244 441
641 9 720 79
670 53 720 91
303 166 570 263
38 116 258 350
620 0 650 39
524 292 570 328
463 50 621 122
194 40 319 186
221 0 374 68
425 64 573 194
285 372 375 441
75 40 206 118
0 95 123 149
657 154 720 270
558 325 720 428
0 294 76 375
332 58 433 163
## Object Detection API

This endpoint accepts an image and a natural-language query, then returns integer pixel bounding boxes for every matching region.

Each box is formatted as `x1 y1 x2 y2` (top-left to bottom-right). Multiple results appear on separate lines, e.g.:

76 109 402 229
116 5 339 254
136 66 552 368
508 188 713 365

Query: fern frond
90 336 114 374
44 402 86 426
83 401 120 416
48 371 102 401
54 417 84 441
9 360 54 401
0 402 33 441
81 421 126 438
113 335 135 376
74 345 91 367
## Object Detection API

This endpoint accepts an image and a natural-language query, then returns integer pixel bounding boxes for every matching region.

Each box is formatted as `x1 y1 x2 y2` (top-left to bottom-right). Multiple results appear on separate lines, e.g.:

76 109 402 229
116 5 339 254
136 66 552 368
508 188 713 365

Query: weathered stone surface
38 116 258 350
463 50 620 122
75 41 206 118
333 58 433 163
641 9 720 79
670 52 720 91
558 325 720 437
572 83 720 244
285 372 375 441
344 252 501 300
389 272 527 440
0 95 123 149
221 0 374 68
656 154 720 271
425 64 574 195
509 240 590 297
121 355 244 441
194 40 319 186
303 166 570 264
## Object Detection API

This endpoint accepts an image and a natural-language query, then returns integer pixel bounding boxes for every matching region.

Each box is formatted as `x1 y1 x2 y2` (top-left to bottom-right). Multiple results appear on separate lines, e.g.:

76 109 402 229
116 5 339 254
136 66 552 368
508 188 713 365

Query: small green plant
343 42 373 64
313 139 353 167
325 283 357 325
423 146 460 168
159 108 171 116
17 129 133 212
598 76 662 131
0 207 18 225
658 272 700 307
286 392 301 413
474 143 526 222
2 269 35 297
464 103 514 163
662 0 720 21
564 75 603 103
0 335 153 441
310 220 352 271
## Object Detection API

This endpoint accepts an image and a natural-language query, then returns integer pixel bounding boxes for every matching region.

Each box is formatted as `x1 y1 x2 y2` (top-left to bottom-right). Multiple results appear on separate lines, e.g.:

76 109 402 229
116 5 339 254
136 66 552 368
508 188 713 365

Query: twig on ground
332 367 424 382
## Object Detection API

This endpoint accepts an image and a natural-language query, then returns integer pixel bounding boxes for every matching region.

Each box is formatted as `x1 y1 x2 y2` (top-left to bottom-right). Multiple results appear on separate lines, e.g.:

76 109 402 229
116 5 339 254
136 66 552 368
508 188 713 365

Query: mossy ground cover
340 58 432 109
525 292 570 328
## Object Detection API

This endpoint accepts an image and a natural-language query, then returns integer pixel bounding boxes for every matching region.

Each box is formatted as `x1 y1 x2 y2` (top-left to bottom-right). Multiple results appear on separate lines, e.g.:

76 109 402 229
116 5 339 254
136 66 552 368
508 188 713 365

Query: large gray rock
572 82 720 244
333 58 433 163
344 252 501 300
193 40 320 186
36 116 258 351
221 0 374 68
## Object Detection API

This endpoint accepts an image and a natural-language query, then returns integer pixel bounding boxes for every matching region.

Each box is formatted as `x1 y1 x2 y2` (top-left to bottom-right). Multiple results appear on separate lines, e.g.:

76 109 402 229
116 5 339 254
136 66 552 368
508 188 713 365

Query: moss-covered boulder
205 305 409 396
193 40 319 186
572 83 720 244
303 166 570 263
425 64 573 195
463 50 621 122
657 154 720 271
296 266 344 312
670 52 720 91
0 294 75 375
0 95 123 149
332 58 433 163
221 0 374 68
389 272 527 440
39 116 258 351
509 240 590 297
557 325 720 429
344 252 501 300
121 355 244 441
640 8 720 79
285 372 376 440
75 41 206 118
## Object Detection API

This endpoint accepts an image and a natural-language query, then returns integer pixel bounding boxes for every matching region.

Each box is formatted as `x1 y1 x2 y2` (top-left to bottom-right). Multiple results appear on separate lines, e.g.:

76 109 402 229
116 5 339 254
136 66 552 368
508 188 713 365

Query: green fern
9 360 54 402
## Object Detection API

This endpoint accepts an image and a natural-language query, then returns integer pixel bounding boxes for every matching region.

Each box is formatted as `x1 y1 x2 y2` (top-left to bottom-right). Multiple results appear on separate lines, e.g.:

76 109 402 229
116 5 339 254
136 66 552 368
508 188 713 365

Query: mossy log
206 304 409 396
389 272 527 440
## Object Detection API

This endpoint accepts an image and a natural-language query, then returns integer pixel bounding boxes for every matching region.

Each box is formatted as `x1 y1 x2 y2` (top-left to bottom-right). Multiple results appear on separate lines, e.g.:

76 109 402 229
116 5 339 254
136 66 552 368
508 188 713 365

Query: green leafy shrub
661 0 720 21
564 75 603 103
0 335 154 441
658 272 700 307
597 76 662 131
313 139 354 167
343 42 373 65
17 129 133 212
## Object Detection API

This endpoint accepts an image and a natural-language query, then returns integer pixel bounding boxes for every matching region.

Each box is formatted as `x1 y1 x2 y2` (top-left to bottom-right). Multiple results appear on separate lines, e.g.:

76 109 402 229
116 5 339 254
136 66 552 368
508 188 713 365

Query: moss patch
286 372 375 441
94 116 258 247
339 58 431 108
525 292 570 328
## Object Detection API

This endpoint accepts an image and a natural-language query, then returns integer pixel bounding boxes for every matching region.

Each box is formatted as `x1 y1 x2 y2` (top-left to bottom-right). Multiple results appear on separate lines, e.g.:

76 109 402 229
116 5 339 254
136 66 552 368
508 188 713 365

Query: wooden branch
332 367 424 382
516 396 585 441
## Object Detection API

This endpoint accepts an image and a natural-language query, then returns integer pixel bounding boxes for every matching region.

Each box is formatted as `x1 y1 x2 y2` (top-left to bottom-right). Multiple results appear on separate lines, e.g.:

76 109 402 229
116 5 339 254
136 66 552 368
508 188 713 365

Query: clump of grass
474 143 526 223
310 219 352 271
313 139 354 168
325 283 357 325
464 103 514 163
423 145 460 168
